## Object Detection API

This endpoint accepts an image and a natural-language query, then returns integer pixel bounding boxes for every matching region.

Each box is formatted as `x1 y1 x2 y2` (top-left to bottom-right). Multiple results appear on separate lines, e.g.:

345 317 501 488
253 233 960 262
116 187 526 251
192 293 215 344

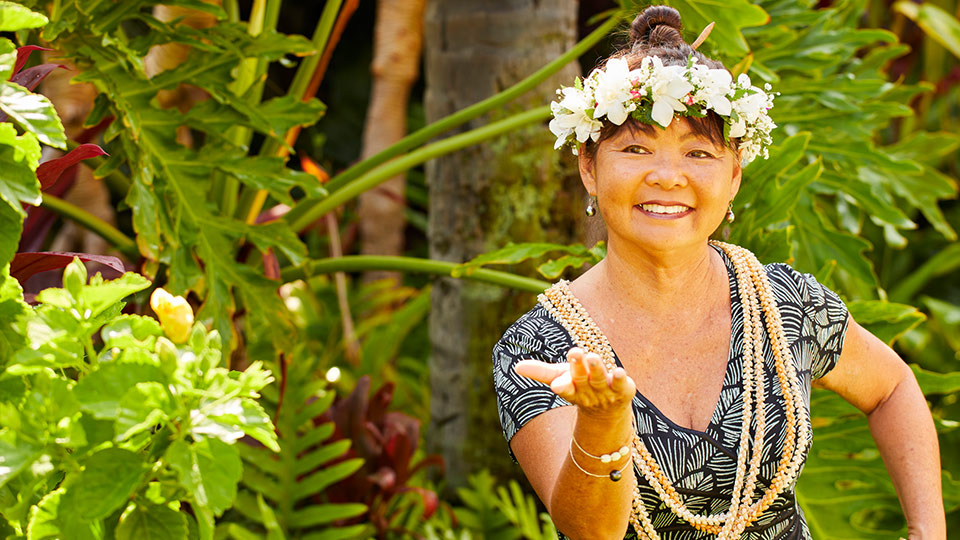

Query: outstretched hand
514 347 636 417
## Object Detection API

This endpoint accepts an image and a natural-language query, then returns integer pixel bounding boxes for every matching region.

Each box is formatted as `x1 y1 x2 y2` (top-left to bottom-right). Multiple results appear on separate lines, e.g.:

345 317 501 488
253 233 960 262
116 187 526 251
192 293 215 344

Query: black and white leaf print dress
492 244 850 539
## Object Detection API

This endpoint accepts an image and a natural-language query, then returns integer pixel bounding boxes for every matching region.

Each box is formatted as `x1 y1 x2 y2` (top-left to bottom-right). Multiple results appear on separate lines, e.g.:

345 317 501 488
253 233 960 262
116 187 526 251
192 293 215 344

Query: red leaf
37 144 108 190
263 248 281 280
10 63 65 92
13 46 51 77
11 252 125 283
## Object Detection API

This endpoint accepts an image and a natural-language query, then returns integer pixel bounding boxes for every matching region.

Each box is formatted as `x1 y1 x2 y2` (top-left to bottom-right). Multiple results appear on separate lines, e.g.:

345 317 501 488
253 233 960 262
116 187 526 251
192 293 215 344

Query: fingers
585 353 609 390
514 359 567 385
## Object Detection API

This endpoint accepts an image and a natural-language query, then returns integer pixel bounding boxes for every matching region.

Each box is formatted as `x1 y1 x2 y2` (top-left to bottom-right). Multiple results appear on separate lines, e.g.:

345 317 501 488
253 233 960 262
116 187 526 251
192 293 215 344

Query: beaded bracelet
572 435 631 463
569 443 633 481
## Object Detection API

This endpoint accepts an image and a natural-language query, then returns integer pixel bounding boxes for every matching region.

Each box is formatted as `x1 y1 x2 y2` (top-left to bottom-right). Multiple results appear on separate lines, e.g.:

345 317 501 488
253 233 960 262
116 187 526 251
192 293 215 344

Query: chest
597 306 734 433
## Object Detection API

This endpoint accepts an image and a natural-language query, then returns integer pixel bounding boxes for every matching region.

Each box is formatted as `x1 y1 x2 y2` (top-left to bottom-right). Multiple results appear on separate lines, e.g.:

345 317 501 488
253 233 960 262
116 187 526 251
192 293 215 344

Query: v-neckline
554 243 742 440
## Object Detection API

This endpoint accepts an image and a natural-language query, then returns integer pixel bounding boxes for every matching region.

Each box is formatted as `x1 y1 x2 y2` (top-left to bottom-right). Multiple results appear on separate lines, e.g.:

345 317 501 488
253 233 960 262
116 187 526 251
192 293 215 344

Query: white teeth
639 204 689 214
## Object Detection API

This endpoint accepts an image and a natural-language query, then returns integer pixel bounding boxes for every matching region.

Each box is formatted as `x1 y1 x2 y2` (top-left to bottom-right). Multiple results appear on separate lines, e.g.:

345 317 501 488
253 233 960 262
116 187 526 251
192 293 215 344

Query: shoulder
763 262 847 314
493 301 575 365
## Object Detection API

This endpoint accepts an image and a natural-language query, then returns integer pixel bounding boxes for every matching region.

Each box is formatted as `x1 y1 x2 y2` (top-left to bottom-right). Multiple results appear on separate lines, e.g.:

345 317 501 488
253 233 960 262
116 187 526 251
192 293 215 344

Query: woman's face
579 118 742 254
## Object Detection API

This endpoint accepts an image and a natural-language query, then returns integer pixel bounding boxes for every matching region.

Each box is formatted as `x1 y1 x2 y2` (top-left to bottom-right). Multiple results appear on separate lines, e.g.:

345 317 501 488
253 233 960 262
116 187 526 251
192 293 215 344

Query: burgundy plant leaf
11 252 125 283
396 486 440 519
13 46 51 77
368 466 396 491
263 248 281 280
37 144 108 190
367 381 394 425
256 203 290 224
10 63 66 92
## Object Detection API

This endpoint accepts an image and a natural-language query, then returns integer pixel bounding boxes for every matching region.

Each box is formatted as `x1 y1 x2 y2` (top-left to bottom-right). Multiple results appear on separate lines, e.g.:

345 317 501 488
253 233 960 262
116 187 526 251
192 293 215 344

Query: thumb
514 360 568 386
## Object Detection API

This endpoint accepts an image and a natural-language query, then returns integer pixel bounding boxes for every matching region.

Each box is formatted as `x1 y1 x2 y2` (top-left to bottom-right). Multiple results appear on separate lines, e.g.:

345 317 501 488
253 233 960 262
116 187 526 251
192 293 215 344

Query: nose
643 155 688 190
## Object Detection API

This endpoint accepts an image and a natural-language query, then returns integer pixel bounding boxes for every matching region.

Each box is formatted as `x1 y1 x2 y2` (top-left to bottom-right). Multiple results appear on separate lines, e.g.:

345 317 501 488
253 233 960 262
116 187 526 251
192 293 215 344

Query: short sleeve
767 263 850 380
492 305 573 464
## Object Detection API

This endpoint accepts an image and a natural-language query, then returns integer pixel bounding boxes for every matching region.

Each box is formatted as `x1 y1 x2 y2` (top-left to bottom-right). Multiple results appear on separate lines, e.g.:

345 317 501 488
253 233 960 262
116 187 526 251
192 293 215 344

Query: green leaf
791 199 876 288
453 242 591 277
213 155 326 205
78 272 152 319
115 382 174 441
60 448 146 521
101 315 163 350
0 430 42 489
911 364 960 395
287 500 368 529
255 494 285 540
115 503 188 540
290 458 364 503
0 38 16 81
847 301 926 346
194 398 278 452
751 159 822 229
894 1 960 60
26 489 102 540
165 438 242 516
0 82 66 149
0 265 27 359
74 361 167 419
0 2 48 31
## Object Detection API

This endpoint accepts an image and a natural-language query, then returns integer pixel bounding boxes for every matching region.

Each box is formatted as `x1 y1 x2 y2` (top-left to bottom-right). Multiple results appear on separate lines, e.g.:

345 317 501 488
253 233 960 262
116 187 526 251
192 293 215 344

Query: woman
491 6 945 539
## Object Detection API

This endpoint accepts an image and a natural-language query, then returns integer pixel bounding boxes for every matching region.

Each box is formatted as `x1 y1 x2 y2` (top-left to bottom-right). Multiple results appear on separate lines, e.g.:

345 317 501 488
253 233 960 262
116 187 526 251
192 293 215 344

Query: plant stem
282 255 550 294
235 0 346 223
224 0 239 21
287 105 550 232
217 0 274 217
323 13 620 196
40 193 139 260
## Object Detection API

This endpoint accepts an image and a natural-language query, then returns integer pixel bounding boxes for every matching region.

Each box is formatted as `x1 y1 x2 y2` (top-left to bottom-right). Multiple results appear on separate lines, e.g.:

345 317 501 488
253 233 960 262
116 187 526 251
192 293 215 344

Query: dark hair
582 6 740 162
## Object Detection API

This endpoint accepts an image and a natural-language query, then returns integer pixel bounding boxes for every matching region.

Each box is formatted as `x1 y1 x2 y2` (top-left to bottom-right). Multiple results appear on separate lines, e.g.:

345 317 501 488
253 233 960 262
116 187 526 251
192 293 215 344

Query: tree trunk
424 0 584 490
358 0 427 285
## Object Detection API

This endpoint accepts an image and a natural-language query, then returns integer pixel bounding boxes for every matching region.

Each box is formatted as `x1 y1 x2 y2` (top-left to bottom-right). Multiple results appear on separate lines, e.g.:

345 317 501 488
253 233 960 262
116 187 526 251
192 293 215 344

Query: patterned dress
491 244 850 539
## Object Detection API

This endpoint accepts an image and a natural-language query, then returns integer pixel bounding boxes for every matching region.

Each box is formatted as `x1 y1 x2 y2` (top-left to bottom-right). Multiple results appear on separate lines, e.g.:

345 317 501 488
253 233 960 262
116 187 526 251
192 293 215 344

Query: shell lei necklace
537 241 812 539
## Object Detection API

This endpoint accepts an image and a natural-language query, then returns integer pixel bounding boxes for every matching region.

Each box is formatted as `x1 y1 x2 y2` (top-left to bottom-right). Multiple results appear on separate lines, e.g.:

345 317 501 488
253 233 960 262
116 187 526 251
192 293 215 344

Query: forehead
606 118 717 145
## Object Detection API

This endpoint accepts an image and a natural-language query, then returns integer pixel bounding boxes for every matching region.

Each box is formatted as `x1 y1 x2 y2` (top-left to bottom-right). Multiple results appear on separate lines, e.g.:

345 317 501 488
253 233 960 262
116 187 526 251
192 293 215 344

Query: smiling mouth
635 203 693 217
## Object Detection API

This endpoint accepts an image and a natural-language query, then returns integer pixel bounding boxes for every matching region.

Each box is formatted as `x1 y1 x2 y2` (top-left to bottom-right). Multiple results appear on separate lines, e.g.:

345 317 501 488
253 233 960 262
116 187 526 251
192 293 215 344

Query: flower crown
548 54 778 164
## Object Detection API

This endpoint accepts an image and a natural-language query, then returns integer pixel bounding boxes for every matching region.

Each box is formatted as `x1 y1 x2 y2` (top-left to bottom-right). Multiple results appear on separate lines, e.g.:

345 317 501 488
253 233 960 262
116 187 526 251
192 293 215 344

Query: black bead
610 470 622 482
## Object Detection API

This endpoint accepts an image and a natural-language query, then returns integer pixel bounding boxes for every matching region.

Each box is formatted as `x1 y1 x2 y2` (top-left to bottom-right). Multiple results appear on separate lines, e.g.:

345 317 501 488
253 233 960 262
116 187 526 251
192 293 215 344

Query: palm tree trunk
424 0 584 489
357 0 427 285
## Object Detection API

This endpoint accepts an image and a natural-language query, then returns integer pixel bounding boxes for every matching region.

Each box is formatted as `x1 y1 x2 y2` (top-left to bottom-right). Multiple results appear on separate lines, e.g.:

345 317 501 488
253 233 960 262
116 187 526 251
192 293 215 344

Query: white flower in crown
592 57 637 125
643 56 694 127
693 65 734 116
548 86 602 149
547 53 778 164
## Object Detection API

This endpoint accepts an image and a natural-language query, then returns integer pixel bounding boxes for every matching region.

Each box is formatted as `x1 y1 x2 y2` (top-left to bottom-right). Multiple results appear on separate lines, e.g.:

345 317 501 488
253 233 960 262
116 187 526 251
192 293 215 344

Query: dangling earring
726 201 736 223
585 195 597 217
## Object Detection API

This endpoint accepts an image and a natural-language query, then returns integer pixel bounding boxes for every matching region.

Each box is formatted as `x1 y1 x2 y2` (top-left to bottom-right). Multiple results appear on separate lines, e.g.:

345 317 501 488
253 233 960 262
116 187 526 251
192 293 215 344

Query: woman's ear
578 144 598 196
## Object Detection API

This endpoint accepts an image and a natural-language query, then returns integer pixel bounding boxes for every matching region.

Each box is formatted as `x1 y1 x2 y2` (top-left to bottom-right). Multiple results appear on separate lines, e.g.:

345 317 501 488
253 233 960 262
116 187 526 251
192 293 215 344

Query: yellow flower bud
150 288 194 344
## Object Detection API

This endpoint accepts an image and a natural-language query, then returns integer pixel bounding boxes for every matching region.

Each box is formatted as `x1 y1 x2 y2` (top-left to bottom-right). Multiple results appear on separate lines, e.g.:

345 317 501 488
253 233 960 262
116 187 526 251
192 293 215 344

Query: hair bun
630 5 684 47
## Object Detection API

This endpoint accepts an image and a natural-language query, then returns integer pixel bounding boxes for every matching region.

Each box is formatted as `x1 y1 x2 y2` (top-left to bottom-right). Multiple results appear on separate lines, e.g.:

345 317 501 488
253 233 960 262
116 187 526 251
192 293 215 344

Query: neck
596 236 723 316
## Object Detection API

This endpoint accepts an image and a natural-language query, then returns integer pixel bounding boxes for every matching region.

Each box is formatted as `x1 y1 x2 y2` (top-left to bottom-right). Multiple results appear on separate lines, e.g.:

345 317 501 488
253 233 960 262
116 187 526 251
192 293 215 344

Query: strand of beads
627 241 769 538
537 242 812 539
712 241 811 530
539 281 617 371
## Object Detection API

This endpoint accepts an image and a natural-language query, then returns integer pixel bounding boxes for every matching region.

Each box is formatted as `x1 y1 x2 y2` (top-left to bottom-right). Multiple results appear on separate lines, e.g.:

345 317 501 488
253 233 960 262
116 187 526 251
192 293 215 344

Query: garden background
0 0 959 538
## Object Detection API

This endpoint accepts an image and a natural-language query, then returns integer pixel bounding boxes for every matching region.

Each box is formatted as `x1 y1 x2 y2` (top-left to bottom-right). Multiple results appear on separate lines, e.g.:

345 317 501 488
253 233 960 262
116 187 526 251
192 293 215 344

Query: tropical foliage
0 0 958 538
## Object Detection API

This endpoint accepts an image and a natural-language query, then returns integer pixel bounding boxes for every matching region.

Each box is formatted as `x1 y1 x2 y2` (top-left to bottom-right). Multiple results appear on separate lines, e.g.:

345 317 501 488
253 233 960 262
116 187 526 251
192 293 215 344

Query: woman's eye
688 149 714 158
625 145 649 154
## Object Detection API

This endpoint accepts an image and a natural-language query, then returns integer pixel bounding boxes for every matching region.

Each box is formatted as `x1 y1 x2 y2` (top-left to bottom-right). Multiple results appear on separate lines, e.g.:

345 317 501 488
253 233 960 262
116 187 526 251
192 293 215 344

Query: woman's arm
815 317 946 539
512 348 638 539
